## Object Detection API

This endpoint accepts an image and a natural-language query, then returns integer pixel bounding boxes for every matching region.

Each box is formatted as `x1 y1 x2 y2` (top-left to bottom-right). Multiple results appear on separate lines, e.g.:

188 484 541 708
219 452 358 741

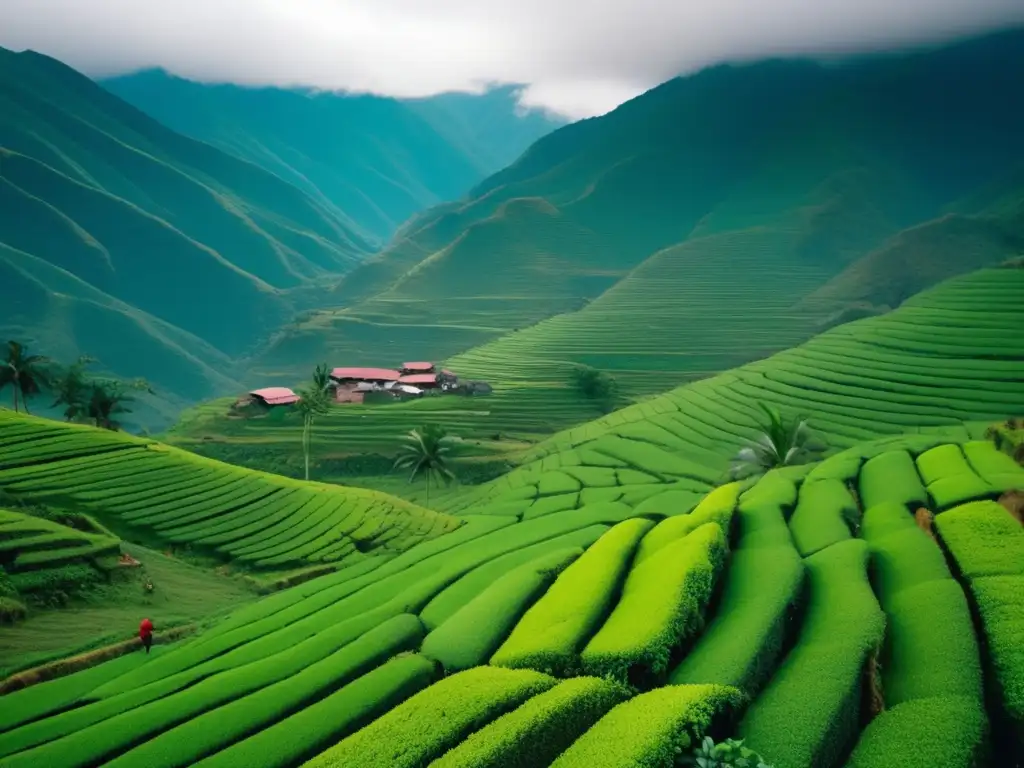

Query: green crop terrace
1 418 1023 766
164 263 1023 503
0 413 459 571
0 264 1022 766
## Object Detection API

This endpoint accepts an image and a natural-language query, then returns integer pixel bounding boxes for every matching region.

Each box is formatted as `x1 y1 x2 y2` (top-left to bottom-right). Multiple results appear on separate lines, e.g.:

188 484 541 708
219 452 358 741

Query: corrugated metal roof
249 387 300 405
399 373 438 385
402 362 435 371
331 367 401 381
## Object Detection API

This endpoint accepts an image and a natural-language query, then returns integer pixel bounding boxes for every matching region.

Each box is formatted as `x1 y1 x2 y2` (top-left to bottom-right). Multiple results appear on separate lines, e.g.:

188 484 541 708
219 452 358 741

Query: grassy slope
438 265 1024 516
802 177 1024 312
0 541 258 678
250 31 1024 410
0 265 1021 763
0 411 460 571
165 266 1024 511
101 72 563 244
0 425 1018 765
0 47 375 423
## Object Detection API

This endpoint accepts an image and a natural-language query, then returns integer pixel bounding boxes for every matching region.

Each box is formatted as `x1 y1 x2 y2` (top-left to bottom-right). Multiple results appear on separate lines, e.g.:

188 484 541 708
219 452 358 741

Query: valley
1 23 1023 768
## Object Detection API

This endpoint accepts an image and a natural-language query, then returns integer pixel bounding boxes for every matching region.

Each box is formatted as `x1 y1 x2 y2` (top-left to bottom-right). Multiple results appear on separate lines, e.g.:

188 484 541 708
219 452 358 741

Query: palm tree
1 341 52 414
312 363 332 393
394 424 457 506
85 377 152 431
87 381 132 430
294 385 331 481
50 355 97 422
729 403 823 479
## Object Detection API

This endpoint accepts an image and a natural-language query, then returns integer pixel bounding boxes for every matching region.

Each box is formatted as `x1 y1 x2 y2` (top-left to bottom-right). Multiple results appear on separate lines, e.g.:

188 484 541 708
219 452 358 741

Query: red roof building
399 373 439 387
401 362 435 372
249 387 300 406
331 367 401 382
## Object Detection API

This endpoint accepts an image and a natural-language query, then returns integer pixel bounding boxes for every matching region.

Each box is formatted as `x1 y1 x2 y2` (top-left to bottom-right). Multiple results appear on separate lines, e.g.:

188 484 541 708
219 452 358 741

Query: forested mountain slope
256 30 1024 388
101 72 564 244
0 47 378 418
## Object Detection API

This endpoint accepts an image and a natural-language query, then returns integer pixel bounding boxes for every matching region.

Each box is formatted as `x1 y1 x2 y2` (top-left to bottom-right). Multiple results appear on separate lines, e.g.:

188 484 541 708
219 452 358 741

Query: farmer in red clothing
139 617 154 654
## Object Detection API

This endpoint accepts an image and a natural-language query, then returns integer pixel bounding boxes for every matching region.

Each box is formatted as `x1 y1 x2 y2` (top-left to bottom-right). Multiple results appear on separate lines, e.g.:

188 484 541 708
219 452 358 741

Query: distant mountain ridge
254 29 1024 408
0 48 563 428
0 46 381 417
100 71 566 244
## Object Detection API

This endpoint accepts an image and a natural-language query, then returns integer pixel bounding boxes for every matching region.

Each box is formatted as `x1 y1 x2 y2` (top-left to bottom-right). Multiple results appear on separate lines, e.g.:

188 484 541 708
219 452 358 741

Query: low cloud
2 0 1023 118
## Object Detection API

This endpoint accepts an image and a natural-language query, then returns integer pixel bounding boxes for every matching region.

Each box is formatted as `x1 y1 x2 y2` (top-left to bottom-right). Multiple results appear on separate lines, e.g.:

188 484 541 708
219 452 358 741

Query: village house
247 387 301 407
236 362 478 415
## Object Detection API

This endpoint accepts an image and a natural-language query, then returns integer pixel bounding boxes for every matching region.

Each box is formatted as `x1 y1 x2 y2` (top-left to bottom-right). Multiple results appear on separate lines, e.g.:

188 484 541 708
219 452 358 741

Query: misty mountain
101 71 565 244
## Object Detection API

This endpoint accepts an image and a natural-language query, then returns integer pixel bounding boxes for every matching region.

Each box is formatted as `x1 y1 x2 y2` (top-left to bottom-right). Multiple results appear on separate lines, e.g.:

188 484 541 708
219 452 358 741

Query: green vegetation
845 696 990 768
0 340 50 413
936 500 1024 756
0 507 120 630
3 53 558 432
0 540 257 677
303 666 557 768
684 736 776 768
101 71 563 244
293 377 332 482
669 480 803 695
1 30 1024 768
550 684 745 767
393 424 459 505
581 522 729 685
193 654 438 768
0 411 459 571
430 676 630 768
787 479 856 556
738 539 886 768
421 547 582 672
193 31 1024 470
729 403 822 479
490 518 653 676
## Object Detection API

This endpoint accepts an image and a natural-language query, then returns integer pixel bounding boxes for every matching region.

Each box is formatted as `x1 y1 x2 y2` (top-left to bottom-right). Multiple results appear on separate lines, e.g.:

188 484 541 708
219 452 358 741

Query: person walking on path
139 617 154 654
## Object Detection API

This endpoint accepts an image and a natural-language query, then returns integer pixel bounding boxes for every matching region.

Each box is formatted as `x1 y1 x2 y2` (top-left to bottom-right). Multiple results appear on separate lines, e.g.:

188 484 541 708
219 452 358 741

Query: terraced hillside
253 31 1024 386
167 265 1024 503
0 508 119 597
0 412 459 570
439 265 1024 517
1 427 1021 767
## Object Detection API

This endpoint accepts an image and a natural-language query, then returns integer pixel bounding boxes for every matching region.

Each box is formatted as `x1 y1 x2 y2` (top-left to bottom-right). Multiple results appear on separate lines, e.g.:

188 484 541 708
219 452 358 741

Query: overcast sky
2 1 1023 118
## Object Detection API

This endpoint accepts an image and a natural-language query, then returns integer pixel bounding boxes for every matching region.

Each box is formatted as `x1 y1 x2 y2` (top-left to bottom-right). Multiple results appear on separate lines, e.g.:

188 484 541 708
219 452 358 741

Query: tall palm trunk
303 415 312 481
11 383 18 413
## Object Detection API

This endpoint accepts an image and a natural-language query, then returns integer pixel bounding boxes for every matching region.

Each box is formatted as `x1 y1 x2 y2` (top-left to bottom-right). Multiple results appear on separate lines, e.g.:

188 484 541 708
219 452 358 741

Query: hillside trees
0 341 51 414
2 343 152 430
570 366 619 412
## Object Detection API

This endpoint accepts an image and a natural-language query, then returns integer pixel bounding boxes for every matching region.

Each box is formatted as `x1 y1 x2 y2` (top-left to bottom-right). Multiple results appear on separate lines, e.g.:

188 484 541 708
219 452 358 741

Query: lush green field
444 266 1024 518
165 265 1024 510
0 540 259 678
1 262 1022 762
0 412 460 572
1 422 1022 766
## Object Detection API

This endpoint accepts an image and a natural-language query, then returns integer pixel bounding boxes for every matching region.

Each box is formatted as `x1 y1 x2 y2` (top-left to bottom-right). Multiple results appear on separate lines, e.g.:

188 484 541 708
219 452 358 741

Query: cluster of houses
240 361 490 412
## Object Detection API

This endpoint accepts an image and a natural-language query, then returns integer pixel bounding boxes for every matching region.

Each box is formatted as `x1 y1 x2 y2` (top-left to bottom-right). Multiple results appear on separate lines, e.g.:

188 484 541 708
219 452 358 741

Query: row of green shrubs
935 500 1024 759
845 496 988 768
